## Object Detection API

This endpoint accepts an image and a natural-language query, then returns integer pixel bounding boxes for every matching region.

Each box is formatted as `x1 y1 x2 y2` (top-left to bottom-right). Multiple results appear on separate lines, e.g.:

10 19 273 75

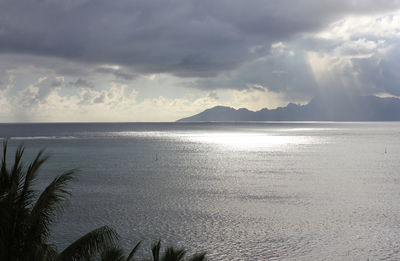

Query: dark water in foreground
1 122 400 260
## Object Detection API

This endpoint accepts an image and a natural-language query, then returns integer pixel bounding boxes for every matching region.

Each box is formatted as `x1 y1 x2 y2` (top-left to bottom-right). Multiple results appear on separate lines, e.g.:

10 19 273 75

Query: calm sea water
1 122 400 260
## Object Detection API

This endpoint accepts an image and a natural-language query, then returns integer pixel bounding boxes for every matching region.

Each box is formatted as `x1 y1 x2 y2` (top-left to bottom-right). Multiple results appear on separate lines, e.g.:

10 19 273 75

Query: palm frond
5 145 24 204
151 241 161 261
161 246 186 261
188 253 207 261
33 243 58 261
28 170 76 243
101 247 126 261
11 144 24 182
58 225 118 261
18 149 49 209
0 140 9 193
0 143 29 260
126 241 141 261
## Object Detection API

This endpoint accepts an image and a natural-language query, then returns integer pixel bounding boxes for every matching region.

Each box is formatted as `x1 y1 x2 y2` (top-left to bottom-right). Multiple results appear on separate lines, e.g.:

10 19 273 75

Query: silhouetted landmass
177 95 400 122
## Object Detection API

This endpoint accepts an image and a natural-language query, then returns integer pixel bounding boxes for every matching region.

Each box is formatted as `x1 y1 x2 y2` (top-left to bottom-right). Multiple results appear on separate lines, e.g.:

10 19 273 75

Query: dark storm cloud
191 47 318 100
1 0 399 77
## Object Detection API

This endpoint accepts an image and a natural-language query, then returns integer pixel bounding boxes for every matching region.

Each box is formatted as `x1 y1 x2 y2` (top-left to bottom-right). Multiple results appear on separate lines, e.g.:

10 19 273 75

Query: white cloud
0 77 223 121
333 39 386 58
2 76 289 121
315 11 400 41
305 10 400 96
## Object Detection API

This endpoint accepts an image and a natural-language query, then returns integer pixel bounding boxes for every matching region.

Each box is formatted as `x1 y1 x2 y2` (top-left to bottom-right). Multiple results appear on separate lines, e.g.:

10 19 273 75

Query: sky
1 0 400 122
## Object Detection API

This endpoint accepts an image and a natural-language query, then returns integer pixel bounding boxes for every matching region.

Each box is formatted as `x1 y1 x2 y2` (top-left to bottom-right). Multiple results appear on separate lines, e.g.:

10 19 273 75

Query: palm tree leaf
0 143 30 260
152 241 161 261
33 243 58 261
126 241 142 261
58 225 118 261
6 145 24 204
11 144 24 183
18 149 49 209
161 246 186 261
0 140 9 193
101 247 126 261
28 170 76 243
188 253 207 261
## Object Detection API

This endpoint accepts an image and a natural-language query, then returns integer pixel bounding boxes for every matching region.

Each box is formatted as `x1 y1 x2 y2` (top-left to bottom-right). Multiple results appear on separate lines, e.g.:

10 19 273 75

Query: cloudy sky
1 0 400 122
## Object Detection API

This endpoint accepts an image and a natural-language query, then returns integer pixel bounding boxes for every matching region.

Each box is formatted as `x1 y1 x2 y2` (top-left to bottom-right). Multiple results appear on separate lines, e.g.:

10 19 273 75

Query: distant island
178 95 400 122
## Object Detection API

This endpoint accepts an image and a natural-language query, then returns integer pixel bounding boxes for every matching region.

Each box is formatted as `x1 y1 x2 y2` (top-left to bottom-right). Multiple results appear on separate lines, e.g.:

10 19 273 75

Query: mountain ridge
177 95 400 122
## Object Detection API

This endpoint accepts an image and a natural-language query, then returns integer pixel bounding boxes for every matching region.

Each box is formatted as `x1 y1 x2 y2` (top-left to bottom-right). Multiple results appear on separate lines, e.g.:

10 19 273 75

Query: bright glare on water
183 133 316 149
1 122 400 260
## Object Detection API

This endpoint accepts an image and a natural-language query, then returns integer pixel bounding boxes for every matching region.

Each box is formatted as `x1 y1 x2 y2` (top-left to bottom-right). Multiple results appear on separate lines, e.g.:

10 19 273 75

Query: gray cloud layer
1 0 399 77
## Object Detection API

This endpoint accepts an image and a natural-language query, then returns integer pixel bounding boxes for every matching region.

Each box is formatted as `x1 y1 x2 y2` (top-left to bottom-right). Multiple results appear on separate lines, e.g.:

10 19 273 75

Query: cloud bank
1 0 399 76
0 0 400 121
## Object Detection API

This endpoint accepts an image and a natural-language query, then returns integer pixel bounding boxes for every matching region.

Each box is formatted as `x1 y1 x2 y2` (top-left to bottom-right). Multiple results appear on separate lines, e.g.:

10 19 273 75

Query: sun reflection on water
182 132 316 149
111 130 321 150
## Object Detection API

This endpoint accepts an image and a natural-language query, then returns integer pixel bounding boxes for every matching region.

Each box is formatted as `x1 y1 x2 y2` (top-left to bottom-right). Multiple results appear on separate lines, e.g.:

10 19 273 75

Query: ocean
1 122 400 260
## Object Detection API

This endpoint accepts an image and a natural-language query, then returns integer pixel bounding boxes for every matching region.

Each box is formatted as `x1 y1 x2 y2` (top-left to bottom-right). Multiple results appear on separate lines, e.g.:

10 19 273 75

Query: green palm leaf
151 241 161 261
161 246 186 261
18 149 48 209
33 243 58 261
187 253 206 261
101 247 126 261
126 241 142 261
58 225 119 261
28 170 76 244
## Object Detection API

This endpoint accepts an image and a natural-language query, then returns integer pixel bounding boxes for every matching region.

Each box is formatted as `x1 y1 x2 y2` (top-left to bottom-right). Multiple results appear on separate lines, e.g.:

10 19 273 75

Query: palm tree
0 141 207 261
149 241 206 261
101 241 206 261
100 241 141 261
0 142 118 261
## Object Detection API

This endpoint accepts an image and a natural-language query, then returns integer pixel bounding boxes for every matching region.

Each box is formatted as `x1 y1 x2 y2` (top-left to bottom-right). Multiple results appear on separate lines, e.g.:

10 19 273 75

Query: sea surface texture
1 122 400 260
